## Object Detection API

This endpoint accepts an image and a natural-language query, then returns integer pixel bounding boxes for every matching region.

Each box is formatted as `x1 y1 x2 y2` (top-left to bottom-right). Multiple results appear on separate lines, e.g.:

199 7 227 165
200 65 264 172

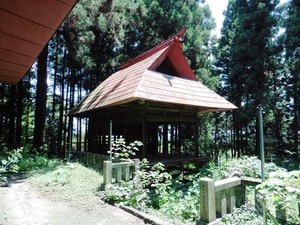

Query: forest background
0 0 299 161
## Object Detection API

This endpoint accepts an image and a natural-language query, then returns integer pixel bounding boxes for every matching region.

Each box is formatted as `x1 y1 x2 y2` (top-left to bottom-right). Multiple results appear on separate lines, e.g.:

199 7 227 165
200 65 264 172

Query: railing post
133 159 140 173
102 161 112 190
116 166 122 182
216 191 227 217
227 187 235 213
122 163 129 182
197 178 216 224
235 184 246 207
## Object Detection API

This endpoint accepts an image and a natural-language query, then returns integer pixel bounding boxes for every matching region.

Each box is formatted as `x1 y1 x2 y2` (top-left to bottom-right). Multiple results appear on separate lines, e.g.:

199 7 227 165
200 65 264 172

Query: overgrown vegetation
200 156 287 180
256 170 300 224
0 144 63 184
29 162 102 207
0 147 23 182
103 155 298 224
221 205 265 225
1 144 299 225
0 145 102 208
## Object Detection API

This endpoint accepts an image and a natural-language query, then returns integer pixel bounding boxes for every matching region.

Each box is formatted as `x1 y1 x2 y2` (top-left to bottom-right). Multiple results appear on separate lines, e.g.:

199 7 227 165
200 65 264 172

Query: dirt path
0 177 147 225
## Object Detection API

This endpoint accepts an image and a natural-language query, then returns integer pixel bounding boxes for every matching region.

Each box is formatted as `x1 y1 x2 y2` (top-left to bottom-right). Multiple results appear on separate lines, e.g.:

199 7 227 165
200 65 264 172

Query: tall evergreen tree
217 0 280 156
33 45 48 150
283 0 300 154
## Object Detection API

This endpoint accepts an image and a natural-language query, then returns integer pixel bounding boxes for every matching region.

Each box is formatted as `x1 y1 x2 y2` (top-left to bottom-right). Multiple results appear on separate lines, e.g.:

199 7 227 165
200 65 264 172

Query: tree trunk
8 85 16 149
0 84 4 141
33 45 48 150
15 82 24 147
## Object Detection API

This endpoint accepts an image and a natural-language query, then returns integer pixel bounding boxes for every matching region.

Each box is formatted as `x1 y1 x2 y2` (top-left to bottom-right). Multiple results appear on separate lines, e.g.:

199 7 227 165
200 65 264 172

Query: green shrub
103 156 291 224
256 170 300 224
104 160 199 223
221 205 266 225
202 156 286 179
0 147 23 182
109 138 143 160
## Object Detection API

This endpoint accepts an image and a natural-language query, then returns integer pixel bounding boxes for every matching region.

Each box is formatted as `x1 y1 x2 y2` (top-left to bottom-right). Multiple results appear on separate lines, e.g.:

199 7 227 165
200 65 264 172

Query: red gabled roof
68 28 237 116
119 27 197 81
119 27 187 70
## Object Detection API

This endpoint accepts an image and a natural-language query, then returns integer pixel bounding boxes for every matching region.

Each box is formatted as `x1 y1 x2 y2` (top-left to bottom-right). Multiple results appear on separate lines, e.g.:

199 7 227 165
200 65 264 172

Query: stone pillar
198 178 216 224
227 187 236 213
235 184 246 207
216 191 227 217
102 160 112 190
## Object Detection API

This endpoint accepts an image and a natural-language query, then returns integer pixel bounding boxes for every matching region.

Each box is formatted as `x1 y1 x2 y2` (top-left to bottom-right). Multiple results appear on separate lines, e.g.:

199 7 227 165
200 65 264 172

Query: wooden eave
0 0 78 84
84 100 200 123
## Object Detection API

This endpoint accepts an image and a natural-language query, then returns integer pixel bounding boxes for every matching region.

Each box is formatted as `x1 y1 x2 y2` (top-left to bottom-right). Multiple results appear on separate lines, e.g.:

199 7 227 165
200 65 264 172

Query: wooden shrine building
68 28 237 164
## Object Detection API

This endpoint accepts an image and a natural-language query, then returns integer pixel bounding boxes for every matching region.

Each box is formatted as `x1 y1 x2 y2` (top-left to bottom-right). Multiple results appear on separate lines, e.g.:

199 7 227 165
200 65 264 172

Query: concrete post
198 178 216 224
103 161 112 188
227 187 235 213
216 191 226 217
133 159 140 173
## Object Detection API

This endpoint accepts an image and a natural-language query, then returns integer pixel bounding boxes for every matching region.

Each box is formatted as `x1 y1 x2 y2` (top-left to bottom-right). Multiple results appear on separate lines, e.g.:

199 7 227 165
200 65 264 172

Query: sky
205 0 229 37
206 0 287 37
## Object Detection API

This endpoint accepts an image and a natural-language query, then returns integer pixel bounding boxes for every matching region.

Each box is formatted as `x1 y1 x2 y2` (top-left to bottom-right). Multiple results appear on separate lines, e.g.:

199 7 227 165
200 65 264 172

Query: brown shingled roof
68 29 237 116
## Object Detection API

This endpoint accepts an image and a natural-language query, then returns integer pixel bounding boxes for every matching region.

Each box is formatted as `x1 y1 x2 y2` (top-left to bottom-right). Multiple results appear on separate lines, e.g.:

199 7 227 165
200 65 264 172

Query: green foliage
202 156 286 179
0 148 23 182
109 138 143 160
217 0 284 156
0 145 62 182
256 170 300 224
103 156 293 223
19 154 61 173
221 205 265 225
282 0 300 153
104 159 200 223
157 178 200 222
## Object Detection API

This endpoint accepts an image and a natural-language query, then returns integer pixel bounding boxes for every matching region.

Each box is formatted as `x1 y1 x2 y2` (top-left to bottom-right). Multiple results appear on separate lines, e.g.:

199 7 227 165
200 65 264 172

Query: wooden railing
102 159 140 190
197 176 261 225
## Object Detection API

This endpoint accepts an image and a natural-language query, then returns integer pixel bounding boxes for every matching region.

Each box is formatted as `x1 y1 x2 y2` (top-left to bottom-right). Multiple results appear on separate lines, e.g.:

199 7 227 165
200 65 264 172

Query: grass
29 162 103 208
14 152 299 225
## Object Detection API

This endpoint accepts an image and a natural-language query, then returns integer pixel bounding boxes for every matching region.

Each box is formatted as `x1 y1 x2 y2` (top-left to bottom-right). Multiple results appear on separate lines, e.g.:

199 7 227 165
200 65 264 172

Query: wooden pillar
195 115 199 157
87 117 95 152
175 124 178 153
170 125 174 154
178 124 182 153
142 110 147 157
163 124 168 154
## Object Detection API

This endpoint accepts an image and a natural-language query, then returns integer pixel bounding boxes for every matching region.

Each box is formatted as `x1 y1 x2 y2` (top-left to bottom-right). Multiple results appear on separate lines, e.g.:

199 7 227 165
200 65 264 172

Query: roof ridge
119 27 187 70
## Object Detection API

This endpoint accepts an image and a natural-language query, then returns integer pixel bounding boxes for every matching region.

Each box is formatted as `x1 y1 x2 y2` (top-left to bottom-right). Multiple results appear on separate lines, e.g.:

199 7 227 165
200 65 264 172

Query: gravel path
0 177 146 225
